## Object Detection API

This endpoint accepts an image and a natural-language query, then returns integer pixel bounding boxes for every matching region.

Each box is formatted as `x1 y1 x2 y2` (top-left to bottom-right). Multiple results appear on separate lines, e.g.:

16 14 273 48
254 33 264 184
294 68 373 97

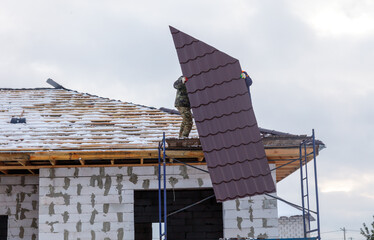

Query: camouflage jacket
173 76 190 107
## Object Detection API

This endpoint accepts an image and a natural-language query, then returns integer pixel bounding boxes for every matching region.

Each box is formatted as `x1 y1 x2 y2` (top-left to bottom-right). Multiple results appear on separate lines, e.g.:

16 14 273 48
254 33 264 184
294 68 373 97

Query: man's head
179 76 187 83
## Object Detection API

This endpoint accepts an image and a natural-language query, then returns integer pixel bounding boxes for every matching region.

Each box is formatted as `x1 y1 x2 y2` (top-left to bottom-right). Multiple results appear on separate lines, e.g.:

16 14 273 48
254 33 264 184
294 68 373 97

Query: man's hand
241 71 253 87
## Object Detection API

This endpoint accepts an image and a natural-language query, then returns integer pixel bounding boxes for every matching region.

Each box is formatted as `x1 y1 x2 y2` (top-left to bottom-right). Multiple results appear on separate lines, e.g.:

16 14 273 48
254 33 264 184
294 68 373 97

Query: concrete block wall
0 176 39 240
222 164 278 239
39 164 278 239
278 215 311 238
39 167 134 240
39 165 212 240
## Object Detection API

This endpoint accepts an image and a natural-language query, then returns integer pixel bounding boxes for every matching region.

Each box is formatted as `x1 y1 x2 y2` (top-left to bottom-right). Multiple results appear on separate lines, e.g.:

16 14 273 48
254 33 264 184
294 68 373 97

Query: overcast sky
1 0 373 239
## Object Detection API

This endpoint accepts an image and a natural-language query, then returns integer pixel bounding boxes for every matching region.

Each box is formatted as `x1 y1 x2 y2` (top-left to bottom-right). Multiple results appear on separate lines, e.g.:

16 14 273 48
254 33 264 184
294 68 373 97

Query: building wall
39 167 134 240
39 164 277 239
0 176 39 240
278 215 310 238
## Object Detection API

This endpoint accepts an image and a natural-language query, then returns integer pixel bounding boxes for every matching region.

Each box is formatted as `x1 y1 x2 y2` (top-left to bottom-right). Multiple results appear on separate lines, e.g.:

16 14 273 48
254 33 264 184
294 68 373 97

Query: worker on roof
174 76 192 138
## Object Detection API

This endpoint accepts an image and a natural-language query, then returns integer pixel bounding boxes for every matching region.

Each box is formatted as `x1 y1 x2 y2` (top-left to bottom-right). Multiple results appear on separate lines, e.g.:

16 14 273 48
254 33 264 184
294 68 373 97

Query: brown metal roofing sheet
170 26 276 202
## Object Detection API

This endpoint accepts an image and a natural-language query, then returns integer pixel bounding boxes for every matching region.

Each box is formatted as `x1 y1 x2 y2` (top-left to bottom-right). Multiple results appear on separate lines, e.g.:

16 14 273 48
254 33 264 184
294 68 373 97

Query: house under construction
0 85 324 239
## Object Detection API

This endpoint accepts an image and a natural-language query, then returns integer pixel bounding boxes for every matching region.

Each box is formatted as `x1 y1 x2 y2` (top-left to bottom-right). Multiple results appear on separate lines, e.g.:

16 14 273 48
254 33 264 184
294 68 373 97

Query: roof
0 86 324 179
0 88 198 151
159 107 305 139
170 26 276 201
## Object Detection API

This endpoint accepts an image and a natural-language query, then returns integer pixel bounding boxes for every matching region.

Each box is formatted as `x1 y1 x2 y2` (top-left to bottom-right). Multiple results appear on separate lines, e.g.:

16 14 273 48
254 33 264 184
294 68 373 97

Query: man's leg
177 107 193 138
182 108 193 137
177 107 186 138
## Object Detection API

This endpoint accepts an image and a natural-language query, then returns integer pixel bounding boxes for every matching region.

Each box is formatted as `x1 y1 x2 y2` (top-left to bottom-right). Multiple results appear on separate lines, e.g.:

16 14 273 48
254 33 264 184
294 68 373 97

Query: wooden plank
265 148 314 159
0 153 30 161
17 160 27 166
25 150 206 161
2 148 312 164
0 162 207 170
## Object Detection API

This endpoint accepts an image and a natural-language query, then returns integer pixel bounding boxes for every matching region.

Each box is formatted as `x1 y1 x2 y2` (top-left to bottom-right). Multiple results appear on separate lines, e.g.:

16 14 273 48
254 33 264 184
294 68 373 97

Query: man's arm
241 71 253 88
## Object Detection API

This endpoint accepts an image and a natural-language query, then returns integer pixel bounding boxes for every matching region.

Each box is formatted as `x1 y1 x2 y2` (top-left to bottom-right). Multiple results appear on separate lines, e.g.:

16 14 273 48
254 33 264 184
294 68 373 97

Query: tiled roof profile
170 26 276 201
0 88 198 151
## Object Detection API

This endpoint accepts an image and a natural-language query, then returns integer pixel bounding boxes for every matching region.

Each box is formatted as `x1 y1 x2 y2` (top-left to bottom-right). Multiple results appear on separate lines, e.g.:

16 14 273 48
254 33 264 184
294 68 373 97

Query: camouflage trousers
177 107 193 138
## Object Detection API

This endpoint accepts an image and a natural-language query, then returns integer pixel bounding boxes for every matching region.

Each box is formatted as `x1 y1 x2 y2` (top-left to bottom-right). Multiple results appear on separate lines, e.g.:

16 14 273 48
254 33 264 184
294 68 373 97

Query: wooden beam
0 153 30 161
265 148 314 159
17 160 27 166
0 162 207 170
1 147 314 162
0 146 317 181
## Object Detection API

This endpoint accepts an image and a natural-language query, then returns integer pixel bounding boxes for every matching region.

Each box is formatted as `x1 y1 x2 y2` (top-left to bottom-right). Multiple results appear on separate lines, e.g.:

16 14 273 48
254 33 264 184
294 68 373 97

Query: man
174 76 192 138
241 71 253 89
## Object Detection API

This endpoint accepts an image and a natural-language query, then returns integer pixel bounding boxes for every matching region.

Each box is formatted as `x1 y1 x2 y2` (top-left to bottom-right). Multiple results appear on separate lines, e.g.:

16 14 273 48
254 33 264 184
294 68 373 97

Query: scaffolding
157 130 321 240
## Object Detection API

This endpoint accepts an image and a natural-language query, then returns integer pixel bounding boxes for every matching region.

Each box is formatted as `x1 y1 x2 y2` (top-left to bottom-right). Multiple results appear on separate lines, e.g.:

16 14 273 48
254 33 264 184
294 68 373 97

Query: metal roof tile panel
194 109 256 137
199 125 262 153
192 93 251 123
203 143 266 168
213 175 276 202
181 52 238 79
186 64 242 94
176 41 217 64
170 26 276 201
208 158 270 184
169 26 197 49
188 77 248 108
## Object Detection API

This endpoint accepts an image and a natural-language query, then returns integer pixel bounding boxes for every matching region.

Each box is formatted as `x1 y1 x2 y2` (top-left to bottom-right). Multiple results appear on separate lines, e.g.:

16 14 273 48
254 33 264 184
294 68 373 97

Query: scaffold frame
157 130 321 240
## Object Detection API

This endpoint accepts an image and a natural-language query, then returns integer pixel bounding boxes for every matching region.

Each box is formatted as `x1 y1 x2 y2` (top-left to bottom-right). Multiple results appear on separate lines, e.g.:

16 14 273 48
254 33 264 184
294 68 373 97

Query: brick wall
0 176 39 240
